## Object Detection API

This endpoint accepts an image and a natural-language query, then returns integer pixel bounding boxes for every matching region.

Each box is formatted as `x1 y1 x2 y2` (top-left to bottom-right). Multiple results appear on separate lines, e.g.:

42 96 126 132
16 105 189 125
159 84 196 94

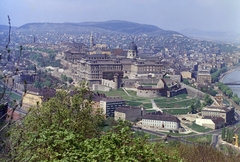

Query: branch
6 15 11 50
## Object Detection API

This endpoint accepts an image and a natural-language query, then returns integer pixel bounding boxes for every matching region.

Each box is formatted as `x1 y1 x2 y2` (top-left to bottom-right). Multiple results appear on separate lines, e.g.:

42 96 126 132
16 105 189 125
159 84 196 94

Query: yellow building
22 92 42 111
180 71 192 79
22 88 56 111
89 48 111 55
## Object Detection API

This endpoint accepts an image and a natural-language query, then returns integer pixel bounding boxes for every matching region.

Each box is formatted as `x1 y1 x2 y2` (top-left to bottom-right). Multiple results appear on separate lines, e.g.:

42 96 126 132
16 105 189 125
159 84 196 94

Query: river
222 69 240 97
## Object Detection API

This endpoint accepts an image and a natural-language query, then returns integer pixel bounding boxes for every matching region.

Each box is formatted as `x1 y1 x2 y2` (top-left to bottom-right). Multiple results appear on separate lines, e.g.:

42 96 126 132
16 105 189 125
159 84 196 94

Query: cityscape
0 0 240 161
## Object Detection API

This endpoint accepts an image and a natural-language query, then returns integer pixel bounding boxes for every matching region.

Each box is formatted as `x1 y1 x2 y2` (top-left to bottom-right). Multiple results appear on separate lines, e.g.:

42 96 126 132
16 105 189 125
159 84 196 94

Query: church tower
90 32 94 48
127 42 138 59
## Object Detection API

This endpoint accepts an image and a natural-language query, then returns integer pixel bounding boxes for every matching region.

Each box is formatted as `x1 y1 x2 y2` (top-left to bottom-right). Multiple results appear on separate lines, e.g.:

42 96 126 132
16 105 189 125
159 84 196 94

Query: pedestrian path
122 87 131 97
150 99 163 112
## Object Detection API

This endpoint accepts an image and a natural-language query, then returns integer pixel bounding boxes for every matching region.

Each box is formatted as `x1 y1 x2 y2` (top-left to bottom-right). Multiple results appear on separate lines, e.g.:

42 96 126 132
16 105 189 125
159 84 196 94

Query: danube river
222 69 240 97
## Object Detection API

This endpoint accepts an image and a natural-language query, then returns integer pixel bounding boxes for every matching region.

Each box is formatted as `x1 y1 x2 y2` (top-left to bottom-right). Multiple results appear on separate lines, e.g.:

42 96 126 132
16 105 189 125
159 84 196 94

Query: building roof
143 112 180 123
129 42 138 51
137 86 162 90
115 106 141 113
203 117 225 124
111 49 125 56
202 106 234 113
100 97 125 102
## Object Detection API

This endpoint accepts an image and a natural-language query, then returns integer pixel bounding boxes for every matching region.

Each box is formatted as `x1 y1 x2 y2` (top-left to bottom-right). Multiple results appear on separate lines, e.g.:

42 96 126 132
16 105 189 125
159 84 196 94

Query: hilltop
17 20 180 36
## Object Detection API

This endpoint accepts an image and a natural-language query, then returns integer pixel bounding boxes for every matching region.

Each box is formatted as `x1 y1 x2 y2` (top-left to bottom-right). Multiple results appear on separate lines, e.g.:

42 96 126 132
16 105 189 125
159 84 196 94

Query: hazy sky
1 0 240 32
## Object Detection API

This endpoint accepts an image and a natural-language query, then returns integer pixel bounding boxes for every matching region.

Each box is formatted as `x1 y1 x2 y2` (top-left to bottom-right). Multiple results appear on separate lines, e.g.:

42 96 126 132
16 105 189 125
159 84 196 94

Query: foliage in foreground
4 84 104 161
1 84 239 161
2 85 180 161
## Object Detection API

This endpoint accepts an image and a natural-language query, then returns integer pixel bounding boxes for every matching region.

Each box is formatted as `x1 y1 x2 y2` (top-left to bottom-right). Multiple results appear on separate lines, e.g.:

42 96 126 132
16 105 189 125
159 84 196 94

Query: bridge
224 81 240 85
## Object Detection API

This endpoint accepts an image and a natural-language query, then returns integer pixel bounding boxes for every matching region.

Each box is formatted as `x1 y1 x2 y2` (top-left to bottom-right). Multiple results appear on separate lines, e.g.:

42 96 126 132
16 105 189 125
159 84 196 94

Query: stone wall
137 88 161 98
101 79 116 89
122 78 159 88
92 84 111 92
180 83 205 98
168 88 187 97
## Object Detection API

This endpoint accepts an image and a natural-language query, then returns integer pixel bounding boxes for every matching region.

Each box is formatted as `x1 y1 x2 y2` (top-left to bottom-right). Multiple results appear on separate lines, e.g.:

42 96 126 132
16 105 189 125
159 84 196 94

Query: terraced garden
95 89 197 115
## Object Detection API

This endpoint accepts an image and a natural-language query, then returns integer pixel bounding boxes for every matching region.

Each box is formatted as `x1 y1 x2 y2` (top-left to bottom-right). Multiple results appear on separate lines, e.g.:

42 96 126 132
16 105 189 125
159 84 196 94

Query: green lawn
8 93 22 100
185 122 212 133
163 109 189 115
0 87 22 101
126 101 142 107
125 90 137 96
154 97 196 108
185 135 212 145
133 130 159 139
96 89 193 113
163 132 196 137
142 103 153 109
97 89 153 109
145 109 157 113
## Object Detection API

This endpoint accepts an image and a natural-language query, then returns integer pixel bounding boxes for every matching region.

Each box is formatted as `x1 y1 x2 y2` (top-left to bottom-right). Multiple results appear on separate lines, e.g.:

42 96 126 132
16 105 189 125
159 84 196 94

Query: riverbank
219 65 240 82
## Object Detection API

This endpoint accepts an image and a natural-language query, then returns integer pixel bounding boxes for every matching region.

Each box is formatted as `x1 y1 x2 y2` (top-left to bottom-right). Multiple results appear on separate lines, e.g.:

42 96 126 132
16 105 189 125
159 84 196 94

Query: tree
222 126 226 140
188 104 197 114
182 78 190 85
49 52 56 61
74 123 179 162
195 100 202 111
61 74 68 82
67 77 73 83
226 89 233 98
3 83 182 161
203 94 213 106
6 83 105 161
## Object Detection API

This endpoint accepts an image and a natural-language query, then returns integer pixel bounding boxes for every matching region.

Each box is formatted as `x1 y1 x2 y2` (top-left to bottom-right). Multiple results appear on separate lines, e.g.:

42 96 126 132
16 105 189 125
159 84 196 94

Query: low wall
168 88 187 97
122 78 159 88
102 79 116 89
137 89 161 98
180 83 205 98
92 84 111 92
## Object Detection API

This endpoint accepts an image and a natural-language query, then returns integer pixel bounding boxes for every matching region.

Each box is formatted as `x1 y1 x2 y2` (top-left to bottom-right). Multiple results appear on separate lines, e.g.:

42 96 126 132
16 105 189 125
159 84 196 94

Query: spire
90 32 94 48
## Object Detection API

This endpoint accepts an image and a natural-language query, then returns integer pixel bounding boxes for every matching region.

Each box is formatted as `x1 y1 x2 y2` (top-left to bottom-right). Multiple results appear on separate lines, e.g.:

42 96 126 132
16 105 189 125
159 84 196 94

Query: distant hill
17 20 180 36
77 20 162 34
0 25 8 31
0 25 17 31
179 28 240 43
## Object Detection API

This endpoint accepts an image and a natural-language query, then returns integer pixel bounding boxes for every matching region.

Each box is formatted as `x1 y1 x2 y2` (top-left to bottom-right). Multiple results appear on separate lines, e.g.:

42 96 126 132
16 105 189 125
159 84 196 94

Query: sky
0 0 240 32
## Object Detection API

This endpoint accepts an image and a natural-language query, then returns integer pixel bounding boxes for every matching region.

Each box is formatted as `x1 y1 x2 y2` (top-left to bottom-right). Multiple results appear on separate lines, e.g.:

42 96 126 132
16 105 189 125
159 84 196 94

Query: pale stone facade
201 106 235 124
114 106 144 122
195 117 225 129
22 88 56 110
142 112 180 131
197 72 212 84
181 71 192 79
22 93 42 110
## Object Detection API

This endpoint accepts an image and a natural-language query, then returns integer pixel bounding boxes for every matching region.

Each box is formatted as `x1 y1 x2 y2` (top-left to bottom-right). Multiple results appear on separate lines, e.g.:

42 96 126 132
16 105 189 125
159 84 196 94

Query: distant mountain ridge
17 20 178 36
179 28 240 43
76 20 162 34
0 25 17 30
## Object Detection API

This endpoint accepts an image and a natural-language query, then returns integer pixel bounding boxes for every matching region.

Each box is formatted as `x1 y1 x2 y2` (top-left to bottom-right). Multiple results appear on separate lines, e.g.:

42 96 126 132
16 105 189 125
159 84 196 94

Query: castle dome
129 42 137 51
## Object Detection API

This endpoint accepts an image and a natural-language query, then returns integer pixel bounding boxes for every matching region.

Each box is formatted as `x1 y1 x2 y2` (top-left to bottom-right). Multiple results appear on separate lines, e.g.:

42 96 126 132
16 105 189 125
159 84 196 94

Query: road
210 134 219 148
150 99 162 112
122 87 131 97
133 126 201 146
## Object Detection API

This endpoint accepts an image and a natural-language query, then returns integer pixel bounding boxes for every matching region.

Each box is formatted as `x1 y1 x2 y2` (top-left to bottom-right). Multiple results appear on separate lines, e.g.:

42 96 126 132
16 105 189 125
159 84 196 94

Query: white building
142 112 180 131
195 117 225 129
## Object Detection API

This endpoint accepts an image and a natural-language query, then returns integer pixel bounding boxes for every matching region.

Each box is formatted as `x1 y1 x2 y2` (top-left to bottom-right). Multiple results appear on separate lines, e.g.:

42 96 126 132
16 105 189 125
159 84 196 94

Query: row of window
142 120 177 125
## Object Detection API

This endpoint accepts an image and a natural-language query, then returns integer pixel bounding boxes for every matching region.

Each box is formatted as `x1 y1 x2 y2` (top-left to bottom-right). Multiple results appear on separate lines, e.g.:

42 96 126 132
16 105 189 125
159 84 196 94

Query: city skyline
0 0 240 33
